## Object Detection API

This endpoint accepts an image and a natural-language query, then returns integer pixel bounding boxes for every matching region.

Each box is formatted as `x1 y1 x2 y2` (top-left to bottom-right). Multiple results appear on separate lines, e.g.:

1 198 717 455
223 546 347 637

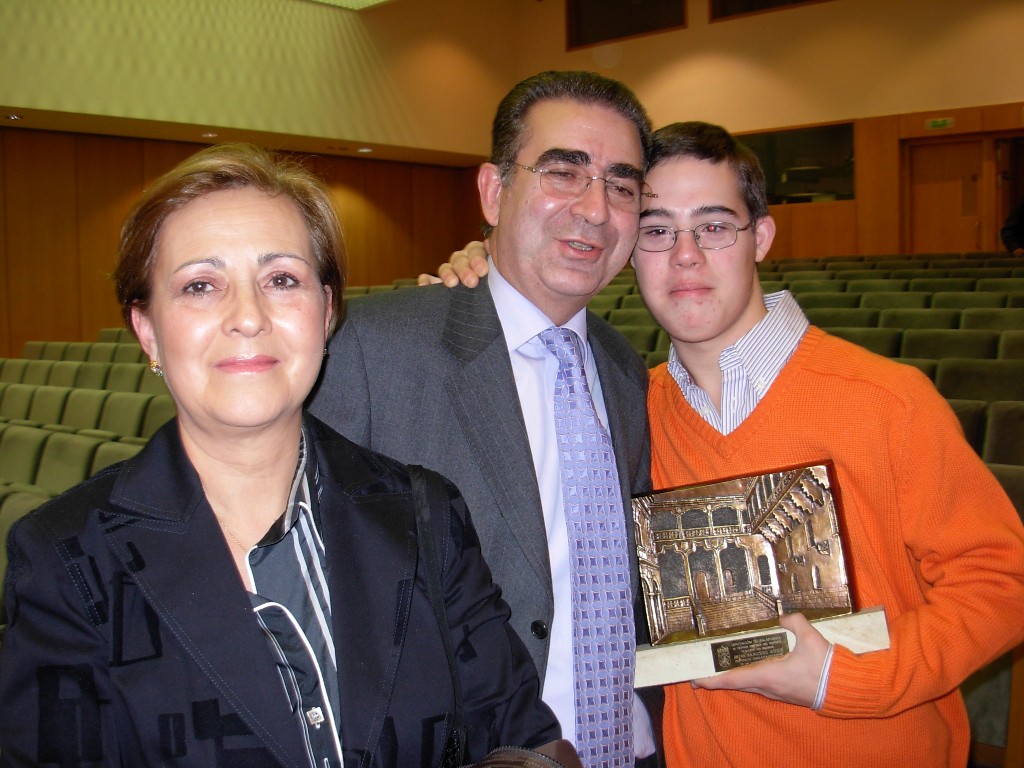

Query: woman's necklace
213 512 250 555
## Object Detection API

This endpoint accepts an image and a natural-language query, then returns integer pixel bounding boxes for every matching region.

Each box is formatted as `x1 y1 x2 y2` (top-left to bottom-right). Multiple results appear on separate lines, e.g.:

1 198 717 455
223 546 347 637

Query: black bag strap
409 465 467 768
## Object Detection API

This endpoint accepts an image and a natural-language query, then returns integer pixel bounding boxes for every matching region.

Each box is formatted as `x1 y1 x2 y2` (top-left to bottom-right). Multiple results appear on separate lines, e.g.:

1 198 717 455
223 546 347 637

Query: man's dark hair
649 121 769 221
490 70 652 181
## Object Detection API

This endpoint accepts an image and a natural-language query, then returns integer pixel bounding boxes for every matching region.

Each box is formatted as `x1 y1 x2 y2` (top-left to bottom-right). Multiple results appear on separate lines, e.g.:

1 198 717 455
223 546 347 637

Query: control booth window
567 0 685 49
740 123 854 204
711 0 834 21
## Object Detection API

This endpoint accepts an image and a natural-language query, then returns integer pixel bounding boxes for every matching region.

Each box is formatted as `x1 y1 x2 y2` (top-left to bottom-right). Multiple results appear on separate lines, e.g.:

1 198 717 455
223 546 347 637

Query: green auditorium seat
597 284 633 297
86 342 118 363
8 431 107 497
985 258 1024 269
112 342 146 363
909 278 976 293
860 292 930 309
950 267 1012 279
878 308 961 330
106 362 144 392
646 350 670 368
62 341 92 361
74 362 111 390
935 359 1024 401
587 295 622 316
21 360 53 385
1014 267 1024 278
847 279 910 293
0 384 35 423
46 360 82 387
896 358 937 380
999 331 1024 359
759 281 788 293
20 341 45 359
946 399 987 456
343 286 368 296
1009 294 1024 308
794 293 861 309
804 308 879 328
0 359 28 383
960 308 1024 331
931 292 1007 309
79 392 154 440
608 308 656 326
620 294 649 309
654 328 672 351
91 440 145 473
787 280 846 294
616 326 661 354
139 395 176 439
21 385 71 426
41 341 69 360
138 368 170 395
988 463 1024 514
50 388 111 432
977 278 1024 293
784 270 835 281
776 262 827 272
929 259 972 270
833 269 882 281
982 402 1024 466
0 425 51 490
825 260 867 271
824 328 902 357
96 328 123 343
890 268 947 280
870 259 925 270
900 329 999 360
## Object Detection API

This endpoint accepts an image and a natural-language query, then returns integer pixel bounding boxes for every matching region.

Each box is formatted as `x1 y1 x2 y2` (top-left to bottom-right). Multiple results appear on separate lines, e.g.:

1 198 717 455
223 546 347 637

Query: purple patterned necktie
539 326 634 768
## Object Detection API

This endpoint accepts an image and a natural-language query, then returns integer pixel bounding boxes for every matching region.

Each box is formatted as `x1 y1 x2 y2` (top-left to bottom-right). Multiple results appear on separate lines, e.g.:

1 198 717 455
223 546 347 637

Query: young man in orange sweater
436 120 1024 767
631 121 1024 767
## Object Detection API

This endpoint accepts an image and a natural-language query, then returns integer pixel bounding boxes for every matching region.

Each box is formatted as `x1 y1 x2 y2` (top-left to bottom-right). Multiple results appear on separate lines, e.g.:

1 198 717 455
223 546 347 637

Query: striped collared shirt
667 291 809 435
245 430 343 768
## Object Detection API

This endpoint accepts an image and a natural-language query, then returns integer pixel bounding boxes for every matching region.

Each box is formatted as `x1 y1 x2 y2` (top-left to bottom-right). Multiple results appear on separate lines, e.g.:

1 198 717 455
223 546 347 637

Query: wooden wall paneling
854 116 901 255
898 106 983 140
142 139 205 188
765 203 792 261
0 131 9 357
785 200 857 260
360 160 414 286
5 130 81 351
455 166 485 247
309 154 371 288
982 102 1024 132
76 135 145 340
411 164 458 277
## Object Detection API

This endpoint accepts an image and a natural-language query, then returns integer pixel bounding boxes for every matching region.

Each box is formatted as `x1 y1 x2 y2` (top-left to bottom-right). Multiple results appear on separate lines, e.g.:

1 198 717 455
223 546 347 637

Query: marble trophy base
634 605 889 687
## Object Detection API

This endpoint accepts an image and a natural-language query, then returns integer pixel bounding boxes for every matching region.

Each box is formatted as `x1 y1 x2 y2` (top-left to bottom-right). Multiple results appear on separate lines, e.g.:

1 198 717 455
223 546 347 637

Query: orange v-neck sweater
649 327 1024 768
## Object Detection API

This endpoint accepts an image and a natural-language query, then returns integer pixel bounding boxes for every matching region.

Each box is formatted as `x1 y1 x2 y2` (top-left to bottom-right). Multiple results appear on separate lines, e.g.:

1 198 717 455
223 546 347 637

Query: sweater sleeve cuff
816 643 886 718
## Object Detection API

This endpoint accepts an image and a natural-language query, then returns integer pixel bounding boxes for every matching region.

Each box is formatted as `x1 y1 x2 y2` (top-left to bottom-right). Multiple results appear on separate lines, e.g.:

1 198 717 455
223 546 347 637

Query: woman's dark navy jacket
0 414 558 767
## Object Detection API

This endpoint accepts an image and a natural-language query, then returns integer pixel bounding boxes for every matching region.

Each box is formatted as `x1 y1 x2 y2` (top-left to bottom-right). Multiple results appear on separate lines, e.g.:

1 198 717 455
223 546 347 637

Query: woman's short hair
116 143 346 334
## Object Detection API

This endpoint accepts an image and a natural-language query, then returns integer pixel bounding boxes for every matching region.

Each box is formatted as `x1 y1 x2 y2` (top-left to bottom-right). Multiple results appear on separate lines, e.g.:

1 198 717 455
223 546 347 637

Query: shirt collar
668 290 808 392
488 256 591 359
254 428 318 548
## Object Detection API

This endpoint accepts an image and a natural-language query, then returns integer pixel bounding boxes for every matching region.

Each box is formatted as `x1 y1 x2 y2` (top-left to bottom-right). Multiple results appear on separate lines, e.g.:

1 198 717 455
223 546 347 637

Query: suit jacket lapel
441 281 551 583
102 426 307 768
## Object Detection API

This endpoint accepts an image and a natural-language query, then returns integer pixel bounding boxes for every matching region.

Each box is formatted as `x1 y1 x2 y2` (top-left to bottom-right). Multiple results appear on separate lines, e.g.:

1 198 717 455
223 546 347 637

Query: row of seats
759 253 1024 268
759 277 1024 293
0 359 168 394
0 383 175 442
946 400 1024 466
607 306 1024 335
20 340 146 363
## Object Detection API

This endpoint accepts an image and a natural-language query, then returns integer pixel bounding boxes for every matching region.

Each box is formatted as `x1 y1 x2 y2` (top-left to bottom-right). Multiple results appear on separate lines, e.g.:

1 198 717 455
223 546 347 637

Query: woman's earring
148 360 164 378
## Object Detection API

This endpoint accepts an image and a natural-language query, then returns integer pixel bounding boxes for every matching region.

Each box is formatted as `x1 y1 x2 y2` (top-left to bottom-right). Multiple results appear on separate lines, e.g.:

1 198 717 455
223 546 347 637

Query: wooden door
907 140 984 254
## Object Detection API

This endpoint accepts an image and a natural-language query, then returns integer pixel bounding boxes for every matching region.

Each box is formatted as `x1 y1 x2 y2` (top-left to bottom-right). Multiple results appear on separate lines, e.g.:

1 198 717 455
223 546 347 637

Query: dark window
568 0 685 49
741 123 854 204
711 0 832 21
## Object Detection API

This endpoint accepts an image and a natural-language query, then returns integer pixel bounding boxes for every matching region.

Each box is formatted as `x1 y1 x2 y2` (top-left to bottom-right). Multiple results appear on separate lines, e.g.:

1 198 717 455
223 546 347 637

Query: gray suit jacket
309 279 652 680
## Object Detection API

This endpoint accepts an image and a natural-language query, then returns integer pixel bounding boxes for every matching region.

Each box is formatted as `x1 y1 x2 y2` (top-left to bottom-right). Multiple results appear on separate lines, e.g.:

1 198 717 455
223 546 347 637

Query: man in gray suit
310 71 656 767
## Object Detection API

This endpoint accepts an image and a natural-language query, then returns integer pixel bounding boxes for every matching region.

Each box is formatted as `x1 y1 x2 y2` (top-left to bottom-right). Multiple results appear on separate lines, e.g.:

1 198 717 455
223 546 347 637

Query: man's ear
753 215 776 263
478 163 503 229
131 304 158 363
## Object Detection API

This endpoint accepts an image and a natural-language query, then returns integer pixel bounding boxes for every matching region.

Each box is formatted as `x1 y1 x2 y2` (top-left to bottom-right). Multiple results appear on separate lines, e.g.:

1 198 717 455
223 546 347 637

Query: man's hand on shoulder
416 241 491 288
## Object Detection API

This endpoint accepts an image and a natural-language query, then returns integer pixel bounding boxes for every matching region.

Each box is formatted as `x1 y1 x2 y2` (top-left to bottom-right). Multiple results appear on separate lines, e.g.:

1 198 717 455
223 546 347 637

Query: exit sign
925 117 955 130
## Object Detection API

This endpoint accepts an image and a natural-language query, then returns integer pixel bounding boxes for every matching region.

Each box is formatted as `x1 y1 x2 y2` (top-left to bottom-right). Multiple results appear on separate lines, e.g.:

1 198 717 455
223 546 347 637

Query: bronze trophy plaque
632 463 889 685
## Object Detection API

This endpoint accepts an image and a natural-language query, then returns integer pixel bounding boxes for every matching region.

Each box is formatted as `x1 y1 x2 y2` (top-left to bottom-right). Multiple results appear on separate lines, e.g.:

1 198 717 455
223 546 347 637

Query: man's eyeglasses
513 162 651 214
636 221 754 252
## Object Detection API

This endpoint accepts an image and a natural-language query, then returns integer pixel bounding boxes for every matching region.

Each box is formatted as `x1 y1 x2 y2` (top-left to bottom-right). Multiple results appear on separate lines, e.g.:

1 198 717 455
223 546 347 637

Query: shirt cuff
811 643 835 711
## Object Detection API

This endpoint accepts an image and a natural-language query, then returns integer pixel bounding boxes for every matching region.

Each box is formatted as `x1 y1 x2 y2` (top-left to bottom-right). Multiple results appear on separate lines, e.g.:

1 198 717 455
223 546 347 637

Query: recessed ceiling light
201 131 218 138
6 114 22 121
357 147 373 154
306 0 393 9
